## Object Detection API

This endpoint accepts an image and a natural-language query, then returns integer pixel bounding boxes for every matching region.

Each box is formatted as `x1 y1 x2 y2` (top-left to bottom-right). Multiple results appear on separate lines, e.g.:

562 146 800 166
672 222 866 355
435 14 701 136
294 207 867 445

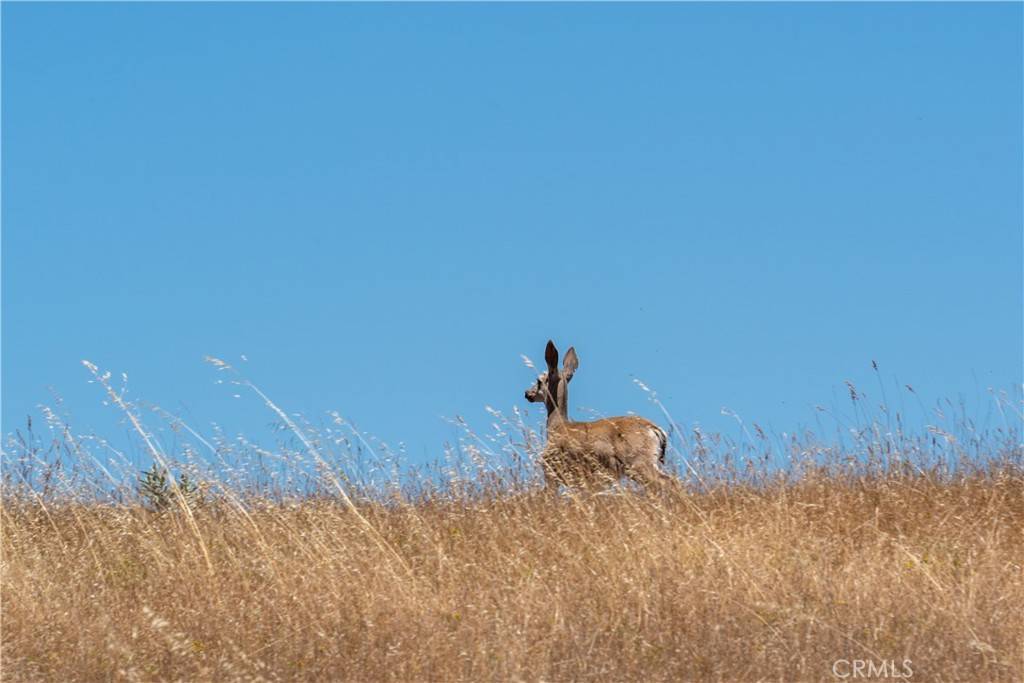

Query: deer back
544 415 666 485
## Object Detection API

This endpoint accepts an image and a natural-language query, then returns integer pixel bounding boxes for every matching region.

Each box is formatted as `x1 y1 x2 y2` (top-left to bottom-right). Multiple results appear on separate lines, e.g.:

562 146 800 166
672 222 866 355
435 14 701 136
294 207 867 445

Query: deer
524 340 674 493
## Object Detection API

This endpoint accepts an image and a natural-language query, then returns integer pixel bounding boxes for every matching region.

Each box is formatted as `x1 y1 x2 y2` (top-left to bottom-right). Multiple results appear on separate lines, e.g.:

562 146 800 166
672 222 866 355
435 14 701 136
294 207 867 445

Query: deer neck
546 409 568 431
545 380 570 430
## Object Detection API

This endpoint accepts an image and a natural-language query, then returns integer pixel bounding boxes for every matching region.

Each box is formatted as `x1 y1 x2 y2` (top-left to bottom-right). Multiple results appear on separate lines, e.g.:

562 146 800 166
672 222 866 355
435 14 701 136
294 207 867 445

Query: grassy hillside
3 370 1022 680
3 457 1022 681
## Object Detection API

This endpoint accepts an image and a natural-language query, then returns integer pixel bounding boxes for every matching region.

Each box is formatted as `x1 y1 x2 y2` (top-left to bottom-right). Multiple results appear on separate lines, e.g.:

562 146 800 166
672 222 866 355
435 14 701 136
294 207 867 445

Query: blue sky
3 4 1021 464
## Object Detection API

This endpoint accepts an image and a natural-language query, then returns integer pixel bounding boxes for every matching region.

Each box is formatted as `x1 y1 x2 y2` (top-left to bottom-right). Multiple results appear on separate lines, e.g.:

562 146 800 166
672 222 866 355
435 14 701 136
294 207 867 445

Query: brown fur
525 340 673 492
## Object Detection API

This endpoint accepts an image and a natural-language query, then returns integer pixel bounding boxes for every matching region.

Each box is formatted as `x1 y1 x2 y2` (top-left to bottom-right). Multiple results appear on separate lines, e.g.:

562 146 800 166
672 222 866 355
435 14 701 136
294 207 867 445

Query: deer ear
562 347 578 381
545 340 559 372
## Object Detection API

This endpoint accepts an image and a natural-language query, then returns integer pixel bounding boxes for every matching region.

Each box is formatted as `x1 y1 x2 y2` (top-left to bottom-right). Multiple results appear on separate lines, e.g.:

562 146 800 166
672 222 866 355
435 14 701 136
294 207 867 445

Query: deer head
524 340 578 424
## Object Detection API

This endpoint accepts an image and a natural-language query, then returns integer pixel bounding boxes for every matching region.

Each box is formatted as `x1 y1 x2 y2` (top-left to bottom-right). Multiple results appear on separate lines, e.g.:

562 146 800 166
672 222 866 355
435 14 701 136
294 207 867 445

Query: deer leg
540 453 564 494
628 461 675 494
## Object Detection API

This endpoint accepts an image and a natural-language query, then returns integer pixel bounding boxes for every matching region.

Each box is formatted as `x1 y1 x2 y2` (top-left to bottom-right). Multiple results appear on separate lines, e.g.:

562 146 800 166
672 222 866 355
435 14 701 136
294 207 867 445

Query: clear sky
3 4 1021 464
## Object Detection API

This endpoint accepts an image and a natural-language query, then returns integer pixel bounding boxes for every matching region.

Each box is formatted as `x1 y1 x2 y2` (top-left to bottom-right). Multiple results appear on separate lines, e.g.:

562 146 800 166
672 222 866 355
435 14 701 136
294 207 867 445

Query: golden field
3 459 1022 681
3 370 1022 681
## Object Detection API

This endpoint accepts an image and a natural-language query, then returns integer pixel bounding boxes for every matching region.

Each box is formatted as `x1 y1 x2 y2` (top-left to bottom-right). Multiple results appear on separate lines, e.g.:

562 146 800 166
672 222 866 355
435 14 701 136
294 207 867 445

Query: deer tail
654 426 668 464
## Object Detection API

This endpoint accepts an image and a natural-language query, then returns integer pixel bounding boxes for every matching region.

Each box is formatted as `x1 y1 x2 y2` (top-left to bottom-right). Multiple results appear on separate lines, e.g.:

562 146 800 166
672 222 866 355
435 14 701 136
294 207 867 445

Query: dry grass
3 463 1022 681
3 366 1022 680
